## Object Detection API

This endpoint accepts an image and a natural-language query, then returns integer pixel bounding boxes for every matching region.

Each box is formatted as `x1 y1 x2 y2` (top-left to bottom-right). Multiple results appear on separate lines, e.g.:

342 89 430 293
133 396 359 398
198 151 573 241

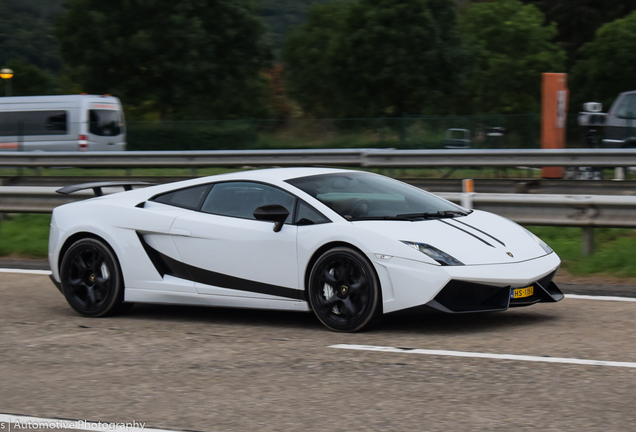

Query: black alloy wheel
308 247 382 332
60 238 126 317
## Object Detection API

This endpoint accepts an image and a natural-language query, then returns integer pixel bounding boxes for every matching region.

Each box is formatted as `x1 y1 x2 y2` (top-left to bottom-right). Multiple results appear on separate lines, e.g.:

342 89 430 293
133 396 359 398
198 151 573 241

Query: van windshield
89 110 124 136
287 172 468 221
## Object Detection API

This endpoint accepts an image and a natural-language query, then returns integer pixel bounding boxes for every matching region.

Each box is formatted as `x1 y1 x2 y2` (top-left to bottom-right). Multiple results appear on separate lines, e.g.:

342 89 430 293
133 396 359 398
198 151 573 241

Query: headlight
522 228 553 254
401 241 464 266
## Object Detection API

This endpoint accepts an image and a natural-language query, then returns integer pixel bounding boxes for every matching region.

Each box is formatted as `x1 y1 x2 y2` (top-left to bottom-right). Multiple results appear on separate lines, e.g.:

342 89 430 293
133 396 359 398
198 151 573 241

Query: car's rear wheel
60 238 126 317
308 247 382 332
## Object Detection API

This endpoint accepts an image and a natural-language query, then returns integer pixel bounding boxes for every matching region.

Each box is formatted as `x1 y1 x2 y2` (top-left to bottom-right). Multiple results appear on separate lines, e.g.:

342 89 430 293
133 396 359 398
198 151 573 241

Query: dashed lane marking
565 293 636 302
329 344 636 369
0 268 52 275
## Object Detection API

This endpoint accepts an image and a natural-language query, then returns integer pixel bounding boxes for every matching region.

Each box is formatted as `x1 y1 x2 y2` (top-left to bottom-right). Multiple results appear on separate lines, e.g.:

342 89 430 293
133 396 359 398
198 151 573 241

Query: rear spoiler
56 181 154 197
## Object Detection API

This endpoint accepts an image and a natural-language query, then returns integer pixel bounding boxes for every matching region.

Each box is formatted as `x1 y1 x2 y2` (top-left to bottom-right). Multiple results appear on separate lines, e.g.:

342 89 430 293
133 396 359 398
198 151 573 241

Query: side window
201 182 295 222
295 201 330 225
152 184 210 210
616 94 636 119
45 112 67 132
0 111 68 136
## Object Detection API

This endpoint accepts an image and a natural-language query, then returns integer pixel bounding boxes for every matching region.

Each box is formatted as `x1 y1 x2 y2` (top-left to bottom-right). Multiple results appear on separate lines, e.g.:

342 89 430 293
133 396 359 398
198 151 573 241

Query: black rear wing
56 182 154 197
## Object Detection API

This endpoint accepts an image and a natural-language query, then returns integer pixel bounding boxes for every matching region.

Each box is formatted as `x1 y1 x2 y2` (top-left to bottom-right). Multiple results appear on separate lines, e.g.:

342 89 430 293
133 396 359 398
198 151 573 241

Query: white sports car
48 168 563 332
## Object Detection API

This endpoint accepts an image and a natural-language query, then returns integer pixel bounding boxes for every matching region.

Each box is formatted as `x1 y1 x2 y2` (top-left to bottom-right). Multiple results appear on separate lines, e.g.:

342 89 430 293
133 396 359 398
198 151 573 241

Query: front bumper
425 268 562 313
377 252 562 314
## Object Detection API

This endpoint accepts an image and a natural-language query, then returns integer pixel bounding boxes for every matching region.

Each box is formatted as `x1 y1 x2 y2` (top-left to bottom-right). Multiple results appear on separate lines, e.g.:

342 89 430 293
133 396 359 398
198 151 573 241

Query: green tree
57 0 272 119
571 11 636 109
283 2 352 117
523 0 636 67
4 59 54 96
460 0 565 114
0 0 62 73
283 0 468 118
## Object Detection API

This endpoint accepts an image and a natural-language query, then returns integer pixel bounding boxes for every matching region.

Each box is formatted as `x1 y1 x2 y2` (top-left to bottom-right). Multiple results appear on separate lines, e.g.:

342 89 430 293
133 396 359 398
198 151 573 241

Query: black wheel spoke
322 293 340 309
350 275 367 292
91 257 103 273
85 286 96 309
68 277 83 288
340 298 356 318
95 276 108 290
338 262 351 283
73 254 88 271
322 268 338 286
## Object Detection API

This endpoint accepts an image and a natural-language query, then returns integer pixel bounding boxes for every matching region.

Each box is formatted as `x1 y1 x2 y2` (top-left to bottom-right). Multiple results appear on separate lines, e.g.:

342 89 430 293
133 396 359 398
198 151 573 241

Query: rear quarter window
151 184 210 210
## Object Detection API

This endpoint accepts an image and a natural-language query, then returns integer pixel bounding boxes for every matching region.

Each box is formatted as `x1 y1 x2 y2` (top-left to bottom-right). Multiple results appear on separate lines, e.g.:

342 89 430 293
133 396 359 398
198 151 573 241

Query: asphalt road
1 272 635 432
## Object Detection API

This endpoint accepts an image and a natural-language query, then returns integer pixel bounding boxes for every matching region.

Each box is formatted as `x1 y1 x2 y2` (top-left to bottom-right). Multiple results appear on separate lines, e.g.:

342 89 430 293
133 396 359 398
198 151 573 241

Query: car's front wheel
308 247 382 332
60 237 126 317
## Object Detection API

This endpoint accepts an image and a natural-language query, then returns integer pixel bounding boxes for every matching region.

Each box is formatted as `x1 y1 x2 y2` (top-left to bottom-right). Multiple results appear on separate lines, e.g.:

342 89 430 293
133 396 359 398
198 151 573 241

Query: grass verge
0 214 50 258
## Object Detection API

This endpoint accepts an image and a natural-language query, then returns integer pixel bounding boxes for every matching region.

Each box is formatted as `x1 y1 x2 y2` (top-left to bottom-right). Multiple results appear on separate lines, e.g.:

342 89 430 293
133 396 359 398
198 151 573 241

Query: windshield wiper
395 210 471 219
347 215 421 221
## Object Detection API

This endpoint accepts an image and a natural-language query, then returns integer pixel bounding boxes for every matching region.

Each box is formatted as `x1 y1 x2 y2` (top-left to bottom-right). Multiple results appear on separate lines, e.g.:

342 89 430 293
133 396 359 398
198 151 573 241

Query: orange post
541 73 568 178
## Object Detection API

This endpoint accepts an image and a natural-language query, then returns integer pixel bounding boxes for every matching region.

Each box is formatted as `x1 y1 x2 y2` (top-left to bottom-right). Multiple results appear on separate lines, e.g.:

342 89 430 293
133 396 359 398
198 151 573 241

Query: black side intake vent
429 280 511 313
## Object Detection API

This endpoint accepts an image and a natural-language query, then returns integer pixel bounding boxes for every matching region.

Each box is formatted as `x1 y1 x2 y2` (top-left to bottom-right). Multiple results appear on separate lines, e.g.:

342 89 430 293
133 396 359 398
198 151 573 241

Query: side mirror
253 204 290 232
583 102 602 113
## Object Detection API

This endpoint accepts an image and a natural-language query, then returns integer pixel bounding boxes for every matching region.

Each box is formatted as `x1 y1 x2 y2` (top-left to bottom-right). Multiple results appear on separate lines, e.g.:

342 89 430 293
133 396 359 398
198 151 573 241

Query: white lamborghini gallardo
48 168 563 332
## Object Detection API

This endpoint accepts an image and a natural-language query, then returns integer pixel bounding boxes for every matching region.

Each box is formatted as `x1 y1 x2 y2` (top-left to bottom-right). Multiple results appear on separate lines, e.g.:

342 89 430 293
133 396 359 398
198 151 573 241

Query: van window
89 110 123 136
616 94 636 119
0 111 68 136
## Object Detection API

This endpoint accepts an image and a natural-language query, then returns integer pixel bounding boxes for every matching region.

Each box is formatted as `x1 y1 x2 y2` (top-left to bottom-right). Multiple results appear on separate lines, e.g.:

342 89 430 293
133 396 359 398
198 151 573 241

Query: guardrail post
582 226 594 256
461 179 474 209
614 167 625 181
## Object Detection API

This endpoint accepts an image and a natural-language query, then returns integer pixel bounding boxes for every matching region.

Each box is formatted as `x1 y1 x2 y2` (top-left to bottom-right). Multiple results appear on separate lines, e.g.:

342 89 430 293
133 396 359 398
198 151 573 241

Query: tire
60 237 126 317
308 247 382 332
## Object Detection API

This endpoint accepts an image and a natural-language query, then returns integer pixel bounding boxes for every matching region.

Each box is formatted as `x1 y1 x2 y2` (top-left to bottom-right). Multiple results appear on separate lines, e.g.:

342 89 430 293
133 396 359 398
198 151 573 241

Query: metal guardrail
439 193 636 228
0 186 94 213
3 148 636 168
2 186 635 227
2 185 634 255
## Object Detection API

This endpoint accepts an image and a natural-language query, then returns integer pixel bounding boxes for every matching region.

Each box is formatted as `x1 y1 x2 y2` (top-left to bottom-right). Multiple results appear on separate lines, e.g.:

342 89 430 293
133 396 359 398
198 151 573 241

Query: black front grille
433 280 510 313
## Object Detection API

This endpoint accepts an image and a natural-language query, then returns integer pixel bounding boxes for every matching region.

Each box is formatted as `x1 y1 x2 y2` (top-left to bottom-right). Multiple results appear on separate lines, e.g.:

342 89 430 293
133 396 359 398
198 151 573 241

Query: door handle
169 228 191 237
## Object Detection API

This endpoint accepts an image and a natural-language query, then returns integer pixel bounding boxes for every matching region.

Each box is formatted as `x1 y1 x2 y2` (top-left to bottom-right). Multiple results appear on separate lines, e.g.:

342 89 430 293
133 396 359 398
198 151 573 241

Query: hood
352 210 549 265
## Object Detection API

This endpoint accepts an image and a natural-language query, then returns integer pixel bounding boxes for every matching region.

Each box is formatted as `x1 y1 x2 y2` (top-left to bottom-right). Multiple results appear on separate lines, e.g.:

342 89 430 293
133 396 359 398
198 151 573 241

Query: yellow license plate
512 286 534 299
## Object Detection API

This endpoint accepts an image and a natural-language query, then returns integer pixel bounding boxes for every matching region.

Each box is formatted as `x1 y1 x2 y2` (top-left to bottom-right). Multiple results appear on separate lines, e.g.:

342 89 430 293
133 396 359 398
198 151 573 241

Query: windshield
287 172 468 221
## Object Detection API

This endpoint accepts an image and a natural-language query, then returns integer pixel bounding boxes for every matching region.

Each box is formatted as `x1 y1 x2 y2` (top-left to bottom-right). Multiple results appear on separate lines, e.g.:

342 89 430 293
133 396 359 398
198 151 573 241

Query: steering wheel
350 200 370 218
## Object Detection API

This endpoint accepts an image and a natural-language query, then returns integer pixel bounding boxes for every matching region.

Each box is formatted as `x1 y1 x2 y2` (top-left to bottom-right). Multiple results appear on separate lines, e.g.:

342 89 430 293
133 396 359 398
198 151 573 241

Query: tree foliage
260 0 343 58
4 59 55 96
523 0 636 67
460 0 565 114
0 0 62 73
57 0 272 119
571 11 636 109
283 0 468 118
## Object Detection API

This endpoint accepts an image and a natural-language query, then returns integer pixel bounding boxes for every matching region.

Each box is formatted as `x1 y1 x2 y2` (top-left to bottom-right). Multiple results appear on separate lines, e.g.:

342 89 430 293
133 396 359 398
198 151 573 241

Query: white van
0 94 126 151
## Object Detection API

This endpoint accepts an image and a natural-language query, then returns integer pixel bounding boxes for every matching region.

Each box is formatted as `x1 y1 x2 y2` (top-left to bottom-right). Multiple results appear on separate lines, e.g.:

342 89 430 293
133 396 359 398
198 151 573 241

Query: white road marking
0 268 52 275
565 293 636 302
0 413 181 432
329 344 636 369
